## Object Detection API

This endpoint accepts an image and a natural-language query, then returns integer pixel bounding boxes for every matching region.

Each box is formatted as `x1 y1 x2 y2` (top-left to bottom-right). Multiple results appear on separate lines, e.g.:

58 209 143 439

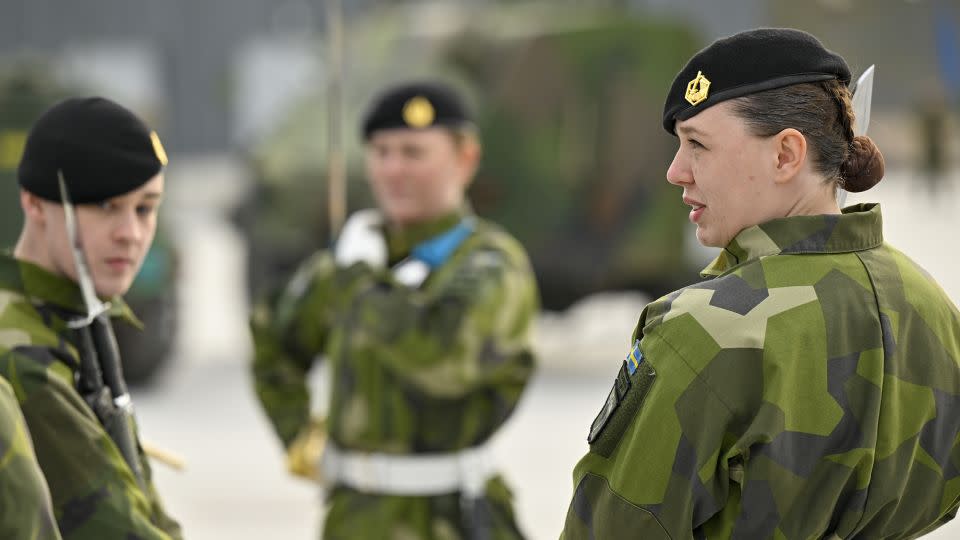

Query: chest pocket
588 340 657 459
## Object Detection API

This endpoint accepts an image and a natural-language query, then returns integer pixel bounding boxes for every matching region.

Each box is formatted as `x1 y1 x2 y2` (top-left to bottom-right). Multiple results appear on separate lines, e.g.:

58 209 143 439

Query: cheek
82 234 111 265
405 163 440 194
142 221 158 249
52 235 75 270
364 158 380 182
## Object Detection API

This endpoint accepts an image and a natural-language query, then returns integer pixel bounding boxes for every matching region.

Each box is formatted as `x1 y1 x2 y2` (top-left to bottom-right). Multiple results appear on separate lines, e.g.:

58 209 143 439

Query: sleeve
250 251 338 447
563 325 741 540
352 242 539 399
2 348 178 540
0 378 62 540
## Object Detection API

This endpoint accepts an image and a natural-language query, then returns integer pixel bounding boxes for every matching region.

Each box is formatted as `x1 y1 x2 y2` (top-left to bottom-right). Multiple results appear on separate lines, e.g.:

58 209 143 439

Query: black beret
18 97 167 204
662 28 851 134
361 81 472 140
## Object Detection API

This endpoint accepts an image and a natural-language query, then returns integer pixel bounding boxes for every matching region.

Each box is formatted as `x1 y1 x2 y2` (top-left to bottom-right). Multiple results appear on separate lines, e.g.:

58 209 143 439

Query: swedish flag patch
626 339 644 375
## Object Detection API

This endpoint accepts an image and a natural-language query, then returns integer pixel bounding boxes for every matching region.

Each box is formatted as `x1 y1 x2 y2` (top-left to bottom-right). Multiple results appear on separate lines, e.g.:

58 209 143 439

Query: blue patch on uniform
625 340 644 375
411 219 475 268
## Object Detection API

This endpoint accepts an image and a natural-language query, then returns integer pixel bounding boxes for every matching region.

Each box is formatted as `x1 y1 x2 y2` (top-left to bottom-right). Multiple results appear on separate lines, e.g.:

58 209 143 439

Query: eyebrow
140 192 163 200
676 125 709 138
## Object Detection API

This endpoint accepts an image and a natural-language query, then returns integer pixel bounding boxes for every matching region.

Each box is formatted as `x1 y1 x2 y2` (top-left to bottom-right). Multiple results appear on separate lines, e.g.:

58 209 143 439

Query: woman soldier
562 28 960 539
251 81 538 539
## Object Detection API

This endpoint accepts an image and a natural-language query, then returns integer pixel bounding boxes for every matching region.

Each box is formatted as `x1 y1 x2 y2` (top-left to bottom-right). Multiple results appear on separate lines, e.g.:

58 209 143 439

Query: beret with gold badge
361 81 473 140
662 28 852 134
18 96 167 204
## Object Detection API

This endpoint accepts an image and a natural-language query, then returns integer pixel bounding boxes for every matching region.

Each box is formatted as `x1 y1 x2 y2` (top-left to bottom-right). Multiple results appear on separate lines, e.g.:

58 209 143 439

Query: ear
19 190 47 225
456 134 482 188
773 128 807 184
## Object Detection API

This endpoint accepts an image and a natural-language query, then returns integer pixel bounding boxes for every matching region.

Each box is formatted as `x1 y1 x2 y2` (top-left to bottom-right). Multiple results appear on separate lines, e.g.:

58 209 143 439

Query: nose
112 209 143 244
380 152 407 180
666 147 692 186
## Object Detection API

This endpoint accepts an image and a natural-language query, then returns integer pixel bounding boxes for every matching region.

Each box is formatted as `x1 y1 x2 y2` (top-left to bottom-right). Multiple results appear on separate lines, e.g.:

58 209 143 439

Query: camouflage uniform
251 209 538 539
0 252 183 540
0 376 61 540
563 203 960 539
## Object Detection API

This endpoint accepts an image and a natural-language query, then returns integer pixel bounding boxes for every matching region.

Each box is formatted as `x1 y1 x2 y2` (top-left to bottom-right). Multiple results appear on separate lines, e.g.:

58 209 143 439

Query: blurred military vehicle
233 4 705 310
0 60 178 385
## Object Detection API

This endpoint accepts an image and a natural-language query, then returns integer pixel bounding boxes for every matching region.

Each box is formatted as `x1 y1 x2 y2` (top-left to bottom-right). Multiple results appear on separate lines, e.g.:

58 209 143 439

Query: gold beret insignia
685 71 711 106
150 131 168 167
402 96 435 128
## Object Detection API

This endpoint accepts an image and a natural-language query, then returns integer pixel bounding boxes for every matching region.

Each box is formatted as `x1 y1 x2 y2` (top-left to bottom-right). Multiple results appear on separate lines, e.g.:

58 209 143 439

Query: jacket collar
385 207 470 265
0 251 142 327
701 203 884 277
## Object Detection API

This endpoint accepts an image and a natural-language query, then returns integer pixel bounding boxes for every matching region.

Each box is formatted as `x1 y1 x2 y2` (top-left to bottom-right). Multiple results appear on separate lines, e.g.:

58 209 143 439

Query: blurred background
1 0 958 538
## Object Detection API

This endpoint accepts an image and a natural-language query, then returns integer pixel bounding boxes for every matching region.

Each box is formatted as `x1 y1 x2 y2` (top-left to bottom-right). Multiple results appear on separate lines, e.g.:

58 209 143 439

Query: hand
334 209 387 269
285 416 327 483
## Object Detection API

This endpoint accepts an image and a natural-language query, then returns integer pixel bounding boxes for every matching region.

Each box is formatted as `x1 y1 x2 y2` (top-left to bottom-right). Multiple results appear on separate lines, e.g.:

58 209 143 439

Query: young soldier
251 81 539 539
561 28 960 539
0 97 182 539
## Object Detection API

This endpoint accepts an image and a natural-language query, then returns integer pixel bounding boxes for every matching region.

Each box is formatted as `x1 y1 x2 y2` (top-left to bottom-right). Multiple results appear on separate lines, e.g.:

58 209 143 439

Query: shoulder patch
588 341 658 458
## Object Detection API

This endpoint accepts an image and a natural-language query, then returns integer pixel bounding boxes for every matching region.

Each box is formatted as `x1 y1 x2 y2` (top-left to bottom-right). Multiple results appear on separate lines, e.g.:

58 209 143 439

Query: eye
687 138 705 150
97 201 117 212
136 204 158 217
402 144 425 159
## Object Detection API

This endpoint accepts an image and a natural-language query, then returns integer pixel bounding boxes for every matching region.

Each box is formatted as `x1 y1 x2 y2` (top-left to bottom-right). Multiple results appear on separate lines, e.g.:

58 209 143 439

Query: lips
682 196 704 209
104 257 134 272
683 196 706 223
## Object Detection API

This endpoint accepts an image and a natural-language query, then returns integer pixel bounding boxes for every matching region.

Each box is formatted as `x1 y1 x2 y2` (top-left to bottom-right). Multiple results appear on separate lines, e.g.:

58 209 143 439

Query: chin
696 231 724 249
95 280 133 299
695 229 711 247
384 210 420 226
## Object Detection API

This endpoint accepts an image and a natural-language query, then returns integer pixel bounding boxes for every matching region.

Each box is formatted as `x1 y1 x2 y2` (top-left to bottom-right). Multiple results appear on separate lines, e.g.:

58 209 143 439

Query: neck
386 206 462 232
12 229 48 271
783 182 841 218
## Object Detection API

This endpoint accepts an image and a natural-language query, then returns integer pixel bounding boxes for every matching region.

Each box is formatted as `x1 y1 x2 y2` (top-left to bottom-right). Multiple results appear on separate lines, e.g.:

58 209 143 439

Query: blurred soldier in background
562 28 960 539
0 97 182 539
0 376 60 539
251 81 539 539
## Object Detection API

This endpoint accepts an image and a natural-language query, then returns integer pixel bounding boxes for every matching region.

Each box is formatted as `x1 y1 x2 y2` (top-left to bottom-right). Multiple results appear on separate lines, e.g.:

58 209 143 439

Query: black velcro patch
588 359 657 458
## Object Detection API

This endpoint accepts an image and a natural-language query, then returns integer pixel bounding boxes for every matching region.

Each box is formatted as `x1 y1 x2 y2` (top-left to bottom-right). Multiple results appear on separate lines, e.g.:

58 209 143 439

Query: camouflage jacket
563 203 960 539
251 209 539 539
0 376 61 540
0 252 182 540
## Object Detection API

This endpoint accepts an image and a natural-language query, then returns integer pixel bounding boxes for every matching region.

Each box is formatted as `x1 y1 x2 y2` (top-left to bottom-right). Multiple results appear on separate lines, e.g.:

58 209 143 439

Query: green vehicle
235 7 706 310
0 62 178 385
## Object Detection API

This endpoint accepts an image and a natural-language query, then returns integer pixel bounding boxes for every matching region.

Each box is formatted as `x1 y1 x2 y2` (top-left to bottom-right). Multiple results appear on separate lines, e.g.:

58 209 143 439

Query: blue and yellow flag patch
626 339 644 375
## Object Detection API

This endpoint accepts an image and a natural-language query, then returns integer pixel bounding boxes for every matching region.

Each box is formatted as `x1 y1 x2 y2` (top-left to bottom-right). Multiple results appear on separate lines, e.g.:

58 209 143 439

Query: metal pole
326 0 346 239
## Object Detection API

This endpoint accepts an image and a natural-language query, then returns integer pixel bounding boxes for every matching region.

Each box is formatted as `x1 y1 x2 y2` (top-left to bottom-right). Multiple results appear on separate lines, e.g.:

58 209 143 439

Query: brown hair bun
840 135 885 192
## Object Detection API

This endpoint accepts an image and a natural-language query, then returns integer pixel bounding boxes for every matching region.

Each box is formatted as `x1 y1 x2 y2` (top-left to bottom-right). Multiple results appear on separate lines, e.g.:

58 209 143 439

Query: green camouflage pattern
0 252 182 540
563 203 960 539
0 376 61 540
251 209 539 539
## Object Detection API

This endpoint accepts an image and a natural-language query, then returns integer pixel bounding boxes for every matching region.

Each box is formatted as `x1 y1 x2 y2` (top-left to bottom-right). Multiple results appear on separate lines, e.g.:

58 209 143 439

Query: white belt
321 443 496 497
